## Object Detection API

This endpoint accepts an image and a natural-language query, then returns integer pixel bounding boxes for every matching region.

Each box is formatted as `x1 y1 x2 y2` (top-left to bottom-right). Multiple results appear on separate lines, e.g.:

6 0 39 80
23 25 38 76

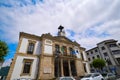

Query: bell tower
58 25 66 36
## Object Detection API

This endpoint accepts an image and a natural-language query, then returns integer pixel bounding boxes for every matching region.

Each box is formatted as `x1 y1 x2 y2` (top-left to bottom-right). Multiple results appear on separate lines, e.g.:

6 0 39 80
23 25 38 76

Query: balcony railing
53 51 76 58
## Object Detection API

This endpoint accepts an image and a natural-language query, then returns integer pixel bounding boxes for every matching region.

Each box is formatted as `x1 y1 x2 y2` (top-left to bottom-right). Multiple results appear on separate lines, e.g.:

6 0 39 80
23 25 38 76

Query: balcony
53 51 76 58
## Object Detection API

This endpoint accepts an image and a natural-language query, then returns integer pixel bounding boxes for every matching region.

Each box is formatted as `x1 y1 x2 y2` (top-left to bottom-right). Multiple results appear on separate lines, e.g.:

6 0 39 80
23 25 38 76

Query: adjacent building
7 26 90 80
0 62 3 69
86 39 120 74
0 61 4 79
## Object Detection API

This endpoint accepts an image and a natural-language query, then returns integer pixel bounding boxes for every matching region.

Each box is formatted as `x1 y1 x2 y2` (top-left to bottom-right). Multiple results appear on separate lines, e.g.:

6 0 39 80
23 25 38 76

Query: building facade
86 39 120 74
7 26 90 80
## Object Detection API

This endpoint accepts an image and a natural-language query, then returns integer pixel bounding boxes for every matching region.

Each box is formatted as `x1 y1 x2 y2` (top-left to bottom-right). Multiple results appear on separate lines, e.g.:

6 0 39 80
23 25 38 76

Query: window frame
97 55 100 58
26 40 36 54
101 46 105 50
21 59 33 76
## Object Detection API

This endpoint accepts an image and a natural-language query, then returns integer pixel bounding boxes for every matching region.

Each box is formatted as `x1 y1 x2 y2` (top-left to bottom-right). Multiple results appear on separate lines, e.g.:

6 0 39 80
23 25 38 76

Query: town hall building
7 26 90 80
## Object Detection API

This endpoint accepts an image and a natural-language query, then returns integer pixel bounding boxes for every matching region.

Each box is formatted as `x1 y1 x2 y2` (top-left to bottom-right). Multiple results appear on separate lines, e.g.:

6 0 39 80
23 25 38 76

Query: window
103 52 108 56
97 55 100 58
87 53 89 55
116 58 120 64
55 44 60 54
23 62 31 73
81 53 84 60
95 49 98 52
91 51 93 54
61 46 67 55
84 64 87 72
106 59 112 65
101 46 105 50
92 56 95 59
22 59 33 75
88 58 91 61
112 50 120 55
69 47 73 56
109 44 117 47
76 50 79 53
27 42 35 54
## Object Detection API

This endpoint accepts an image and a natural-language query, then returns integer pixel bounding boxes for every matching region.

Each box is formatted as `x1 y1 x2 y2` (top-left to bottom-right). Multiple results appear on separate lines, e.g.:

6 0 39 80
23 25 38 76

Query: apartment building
86 39 120 74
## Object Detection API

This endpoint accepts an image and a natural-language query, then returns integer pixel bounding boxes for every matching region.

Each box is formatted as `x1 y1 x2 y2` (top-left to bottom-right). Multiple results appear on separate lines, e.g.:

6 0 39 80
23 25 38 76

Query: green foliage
92 58 106 69
0 40 8 61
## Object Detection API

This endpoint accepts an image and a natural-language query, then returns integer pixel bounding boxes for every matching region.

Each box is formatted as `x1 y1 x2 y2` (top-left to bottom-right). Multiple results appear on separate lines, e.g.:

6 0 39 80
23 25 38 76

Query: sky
0 0 120 65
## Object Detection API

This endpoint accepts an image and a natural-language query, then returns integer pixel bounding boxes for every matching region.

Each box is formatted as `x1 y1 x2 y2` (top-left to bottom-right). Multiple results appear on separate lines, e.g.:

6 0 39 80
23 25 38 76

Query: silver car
81 73 104 80
56 77 76 80
102 73 116 80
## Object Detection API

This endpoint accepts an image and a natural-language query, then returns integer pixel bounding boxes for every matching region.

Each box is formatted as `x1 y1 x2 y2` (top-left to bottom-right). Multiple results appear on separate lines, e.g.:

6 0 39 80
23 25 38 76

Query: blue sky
0 0 120 63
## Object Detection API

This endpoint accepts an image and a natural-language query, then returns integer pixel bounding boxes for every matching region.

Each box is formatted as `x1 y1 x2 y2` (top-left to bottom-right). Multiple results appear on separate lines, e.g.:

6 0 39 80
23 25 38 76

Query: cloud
0 0 120 50
2 59 12 67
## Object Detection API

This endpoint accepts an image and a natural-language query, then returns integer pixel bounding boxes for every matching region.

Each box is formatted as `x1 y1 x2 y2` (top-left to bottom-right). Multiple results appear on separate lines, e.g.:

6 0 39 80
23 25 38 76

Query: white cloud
0 0 120 49
2 59 12 67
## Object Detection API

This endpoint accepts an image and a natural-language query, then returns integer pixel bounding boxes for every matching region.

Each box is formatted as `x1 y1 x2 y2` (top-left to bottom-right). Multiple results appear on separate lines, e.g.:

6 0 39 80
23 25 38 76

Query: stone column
86 63 90 73
82 51 87 61
68 60 72 76
61 59 64 76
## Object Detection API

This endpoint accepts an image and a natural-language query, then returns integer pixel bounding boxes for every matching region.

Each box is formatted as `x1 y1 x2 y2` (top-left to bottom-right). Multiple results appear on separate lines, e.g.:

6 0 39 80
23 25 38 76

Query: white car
56 77 76 80
81 73 104 80
102 73 116 80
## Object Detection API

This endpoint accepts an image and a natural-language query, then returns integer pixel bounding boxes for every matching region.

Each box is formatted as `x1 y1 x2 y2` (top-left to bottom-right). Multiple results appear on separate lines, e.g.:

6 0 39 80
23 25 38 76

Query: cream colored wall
83 62 90 74
19 38 28 53
34 41 41 55
11 56 39 80
44 45 53 54
44 39 53 55
82 51 87 61
19 38 41 55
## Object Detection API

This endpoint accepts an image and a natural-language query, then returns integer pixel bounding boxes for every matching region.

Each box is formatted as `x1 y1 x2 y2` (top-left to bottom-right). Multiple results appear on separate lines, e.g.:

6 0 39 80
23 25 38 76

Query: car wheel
101 78 104 80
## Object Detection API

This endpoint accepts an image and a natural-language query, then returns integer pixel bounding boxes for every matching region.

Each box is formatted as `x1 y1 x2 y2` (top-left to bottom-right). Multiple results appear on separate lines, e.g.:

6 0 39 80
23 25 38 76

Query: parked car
101 73 116 80
16 78 32 80
56 77 76 80
81 73 104 80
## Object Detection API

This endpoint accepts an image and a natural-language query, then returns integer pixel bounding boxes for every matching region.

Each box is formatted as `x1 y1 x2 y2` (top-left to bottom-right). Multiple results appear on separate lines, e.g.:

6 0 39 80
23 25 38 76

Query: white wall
11 56 39 80
44 45 52 54
83 62 90 74
19 38 28 53
44 39 53 55
34 41 41 55
19 38 41 55
83 51 87 61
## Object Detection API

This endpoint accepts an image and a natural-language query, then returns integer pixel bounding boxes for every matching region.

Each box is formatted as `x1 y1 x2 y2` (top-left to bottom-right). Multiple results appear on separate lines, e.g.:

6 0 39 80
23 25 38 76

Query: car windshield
61 77 73 80
83 74 92 78
102 73 107 77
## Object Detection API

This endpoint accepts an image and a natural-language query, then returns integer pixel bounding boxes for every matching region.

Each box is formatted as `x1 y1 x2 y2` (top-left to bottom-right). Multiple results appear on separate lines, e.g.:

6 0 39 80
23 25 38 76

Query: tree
0 40 8 61
92 58 106 72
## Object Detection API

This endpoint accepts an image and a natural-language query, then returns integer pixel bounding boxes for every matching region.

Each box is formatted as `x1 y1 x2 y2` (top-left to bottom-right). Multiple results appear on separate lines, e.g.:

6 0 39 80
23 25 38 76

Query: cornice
19 32 85 49
16 53 39 58
20 32 41 41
